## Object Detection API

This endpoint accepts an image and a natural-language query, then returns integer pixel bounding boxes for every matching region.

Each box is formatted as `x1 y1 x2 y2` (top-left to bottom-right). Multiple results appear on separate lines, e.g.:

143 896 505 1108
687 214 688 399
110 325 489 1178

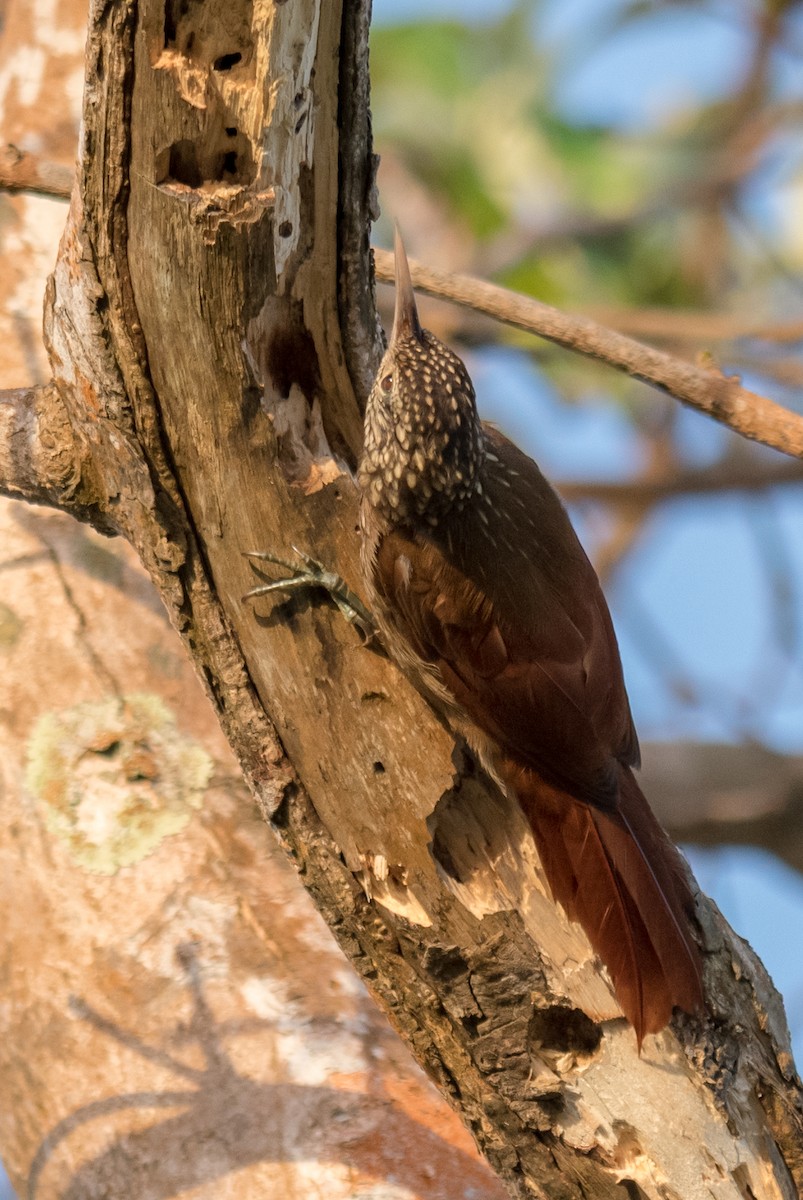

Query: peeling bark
1 1 801 1197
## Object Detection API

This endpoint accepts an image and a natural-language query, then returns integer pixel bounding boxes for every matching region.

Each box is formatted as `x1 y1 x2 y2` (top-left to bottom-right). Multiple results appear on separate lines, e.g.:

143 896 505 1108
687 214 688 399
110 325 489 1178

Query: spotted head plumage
359 228 485 528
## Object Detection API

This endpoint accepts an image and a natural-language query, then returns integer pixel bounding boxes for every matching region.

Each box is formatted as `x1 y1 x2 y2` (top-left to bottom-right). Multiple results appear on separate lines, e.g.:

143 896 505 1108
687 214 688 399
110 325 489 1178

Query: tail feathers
503 761 703 1045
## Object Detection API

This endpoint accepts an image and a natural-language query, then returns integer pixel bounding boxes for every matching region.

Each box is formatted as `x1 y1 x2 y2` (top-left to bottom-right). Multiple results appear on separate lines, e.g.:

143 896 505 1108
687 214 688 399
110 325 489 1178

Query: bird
356 228 704 1045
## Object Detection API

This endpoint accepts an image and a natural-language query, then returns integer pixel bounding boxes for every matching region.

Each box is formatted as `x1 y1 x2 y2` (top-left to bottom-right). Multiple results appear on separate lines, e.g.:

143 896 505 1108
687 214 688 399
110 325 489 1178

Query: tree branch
374 248 803 460
0 384 115 531
0 143 72 200
557 457 803 507
581 306 803 346
642 742 803 876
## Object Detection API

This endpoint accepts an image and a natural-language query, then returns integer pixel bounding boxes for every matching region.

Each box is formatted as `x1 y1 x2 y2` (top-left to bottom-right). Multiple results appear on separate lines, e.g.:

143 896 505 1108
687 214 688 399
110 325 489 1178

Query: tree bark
0 497 504 1200
1 1 801 1198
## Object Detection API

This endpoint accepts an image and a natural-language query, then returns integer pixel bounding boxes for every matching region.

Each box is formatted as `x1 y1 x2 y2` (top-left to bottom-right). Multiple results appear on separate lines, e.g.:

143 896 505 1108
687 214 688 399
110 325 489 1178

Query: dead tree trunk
1 1 801 1197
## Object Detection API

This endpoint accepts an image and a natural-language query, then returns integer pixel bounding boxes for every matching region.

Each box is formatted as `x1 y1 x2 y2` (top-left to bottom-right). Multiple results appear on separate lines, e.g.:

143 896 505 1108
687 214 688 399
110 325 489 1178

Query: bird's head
359 229 485 527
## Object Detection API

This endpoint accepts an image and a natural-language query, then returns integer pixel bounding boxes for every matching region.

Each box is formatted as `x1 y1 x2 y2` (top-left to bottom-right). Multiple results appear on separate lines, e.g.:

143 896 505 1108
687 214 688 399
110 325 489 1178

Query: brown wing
372 429 638 809
508 760 703 1045
370 430 704 1037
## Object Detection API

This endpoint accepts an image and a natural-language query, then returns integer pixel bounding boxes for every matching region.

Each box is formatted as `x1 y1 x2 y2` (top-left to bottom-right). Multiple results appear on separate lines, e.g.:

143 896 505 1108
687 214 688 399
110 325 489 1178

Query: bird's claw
242 548 380 646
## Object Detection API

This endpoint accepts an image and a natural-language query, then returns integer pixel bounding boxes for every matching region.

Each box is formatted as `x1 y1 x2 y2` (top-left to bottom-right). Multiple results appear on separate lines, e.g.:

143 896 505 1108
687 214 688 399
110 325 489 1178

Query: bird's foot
242 547 380 646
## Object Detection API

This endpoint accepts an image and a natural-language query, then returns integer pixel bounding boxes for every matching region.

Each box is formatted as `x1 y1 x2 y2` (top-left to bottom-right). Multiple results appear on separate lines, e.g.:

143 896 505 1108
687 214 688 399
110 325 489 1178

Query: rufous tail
502 761 704 1046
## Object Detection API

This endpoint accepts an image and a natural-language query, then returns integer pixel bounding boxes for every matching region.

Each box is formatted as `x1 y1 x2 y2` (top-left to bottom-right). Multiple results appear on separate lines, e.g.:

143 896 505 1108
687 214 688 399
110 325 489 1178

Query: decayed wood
1 0 801 1196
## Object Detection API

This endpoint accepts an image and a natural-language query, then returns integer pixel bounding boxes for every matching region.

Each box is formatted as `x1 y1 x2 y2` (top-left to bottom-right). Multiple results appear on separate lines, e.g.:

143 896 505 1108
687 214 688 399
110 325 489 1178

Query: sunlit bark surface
0 1 800 1198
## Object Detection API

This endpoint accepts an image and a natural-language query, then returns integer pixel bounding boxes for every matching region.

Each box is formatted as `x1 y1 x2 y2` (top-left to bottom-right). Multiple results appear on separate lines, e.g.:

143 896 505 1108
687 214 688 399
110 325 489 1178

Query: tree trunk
1 1 801 1197
0 496 505 1200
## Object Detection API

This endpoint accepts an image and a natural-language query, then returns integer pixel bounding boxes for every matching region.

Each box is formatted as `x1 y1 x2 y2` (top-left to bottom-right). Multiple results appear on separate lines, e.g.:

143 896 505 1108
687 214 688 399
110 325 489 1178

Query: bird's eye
380 373 393 393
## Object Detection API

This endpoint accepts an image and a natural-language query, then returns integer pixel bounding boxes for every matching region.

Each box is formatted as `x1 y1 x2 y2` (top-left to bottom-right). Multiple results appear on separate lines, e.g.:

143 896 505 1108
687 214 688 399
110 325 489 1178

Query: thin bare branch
0 144 72 200
558 457 803 506
373 248 803 460
582 306 803 346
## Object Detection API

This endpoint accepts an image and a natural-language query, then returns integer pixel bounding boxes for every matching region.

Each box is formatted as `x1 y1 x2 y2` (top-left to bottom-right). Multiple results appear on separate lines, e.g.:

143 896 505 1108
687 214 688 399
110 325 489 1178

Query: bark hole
430 820 463 882
617 1178 650 1200
155 0 258 190
245 298 344 491
528 1005 602 1057
162 139 202 188
157 129 255 188
264 321 321 407
214 51 243 71
163 0 254 72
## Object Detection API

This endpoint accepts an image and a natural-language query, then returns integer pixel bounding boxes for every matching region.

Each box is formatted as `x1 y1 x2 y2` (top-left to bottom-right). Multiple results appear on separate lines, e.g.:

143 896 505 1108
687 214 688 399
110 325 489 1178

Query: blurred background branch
0 143 71 200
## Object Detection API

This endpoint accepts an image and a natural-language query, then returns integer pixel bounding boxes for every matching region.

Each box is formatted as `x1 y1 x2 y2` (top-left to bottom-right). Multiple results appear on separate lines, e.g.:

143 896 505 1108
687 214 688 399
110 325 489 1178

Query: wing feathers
506 761 703 1044
370 480 703 1040
376 530 621 808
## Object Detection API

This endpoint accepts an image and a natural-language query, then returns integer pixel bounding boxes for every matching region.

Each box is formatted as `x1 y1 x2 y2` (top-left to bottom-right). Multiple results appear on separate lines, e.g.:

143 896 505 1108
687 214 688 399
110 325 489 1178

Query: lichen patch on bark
25 693 212 873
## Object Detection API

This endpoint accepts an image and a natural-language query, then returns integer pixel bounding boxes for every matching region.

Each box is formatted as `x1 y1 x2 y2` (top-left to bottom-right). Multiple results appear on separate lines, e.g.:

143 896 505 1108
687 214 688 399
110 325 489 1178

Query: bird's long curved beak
391 225 424 346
